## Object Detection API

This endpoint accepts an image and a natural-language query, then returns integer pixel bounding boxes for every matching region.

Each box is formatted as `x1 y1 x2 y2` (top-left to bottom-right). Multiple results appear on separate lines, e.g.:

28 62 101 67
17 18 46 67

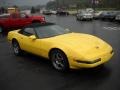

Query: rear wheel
12 40 22 56
50 49 69 71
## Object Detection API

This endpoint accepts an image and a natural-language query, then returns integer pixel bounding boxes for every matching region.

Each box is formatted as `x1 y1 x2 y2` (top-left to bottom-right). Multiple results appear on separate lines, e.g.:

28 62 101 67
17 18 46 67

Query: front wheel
12 40 22 56
50 49 69 71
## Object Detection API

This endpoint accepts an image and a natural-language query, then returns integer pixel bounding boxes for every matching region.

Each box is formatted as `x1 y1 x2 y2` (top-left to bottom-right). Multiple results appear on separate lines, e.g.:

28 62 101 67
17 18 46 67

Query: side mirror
65 28 70 32
29 35 36 40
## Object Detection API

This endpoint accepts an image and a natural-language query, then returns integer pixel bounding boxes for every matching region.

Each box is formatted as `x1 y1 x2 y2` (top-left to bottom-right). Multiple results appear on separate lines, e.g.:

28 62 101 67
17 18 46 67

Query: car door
18 27 36 52
9 13 21 28
19 13 31 27
19 28 50 58
18 27 47 57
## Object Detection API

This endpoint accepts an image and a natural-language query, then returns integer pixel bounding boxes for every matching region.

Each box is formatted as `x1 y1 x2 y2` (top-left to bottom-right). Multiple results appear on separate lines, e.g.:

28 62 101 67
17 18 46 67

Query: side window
20 13 26 18
11 13 20 18
20 28 35 36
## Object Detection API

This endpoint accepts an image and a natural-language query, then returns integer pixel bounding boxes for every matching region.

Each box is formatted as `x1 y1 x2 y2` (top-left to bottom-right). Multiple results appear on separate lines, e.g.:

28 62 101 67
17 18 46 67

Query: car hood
45 33 112 59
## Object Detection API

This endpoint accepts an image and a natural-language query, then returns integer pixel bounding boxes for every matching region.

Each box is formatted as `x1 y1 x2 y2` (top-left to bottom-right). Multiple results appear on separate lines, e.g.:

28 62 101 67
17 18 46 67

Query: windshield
35 25 70 38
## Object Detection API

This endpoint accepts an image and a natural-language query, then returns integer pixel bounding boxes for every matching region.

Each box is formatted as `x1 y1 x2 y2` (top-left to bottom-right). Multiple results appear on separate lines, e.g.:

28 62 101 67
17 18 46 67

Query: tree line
46 0 120 10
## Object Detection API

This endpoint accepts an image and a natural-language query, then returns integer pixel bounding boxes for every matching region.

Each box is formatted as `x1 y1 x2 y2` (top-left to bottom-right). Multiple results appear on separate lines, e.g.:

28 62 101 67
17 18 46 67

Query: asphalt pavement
0 15 120 90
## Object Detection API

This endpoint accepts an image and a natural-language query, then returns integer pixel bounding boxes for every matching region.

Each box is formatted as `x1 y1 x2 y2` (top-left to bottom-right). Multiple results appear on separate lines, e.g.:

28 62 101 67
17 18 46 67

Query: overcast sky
0 0 50 6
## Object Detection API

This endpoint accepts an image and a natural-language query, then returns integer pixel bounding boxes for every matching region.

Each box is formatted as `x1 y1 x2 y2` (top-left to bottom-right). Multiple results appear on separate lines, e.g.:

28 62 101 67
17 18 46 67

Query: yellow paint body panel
8 30 114 69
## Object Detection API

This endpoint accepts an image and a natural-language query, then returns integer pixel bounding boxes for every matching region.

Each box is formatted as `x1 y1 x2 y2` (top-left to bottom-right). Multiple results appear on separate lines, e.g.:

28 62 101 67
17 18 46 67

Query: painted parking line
103 27 120 31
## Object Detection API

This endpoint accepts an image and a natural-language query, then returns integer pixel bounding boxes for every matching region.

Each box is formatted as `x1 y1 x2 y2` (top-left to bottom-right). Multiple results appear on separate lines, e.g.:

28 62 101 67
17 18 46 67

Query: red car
0 13 45 33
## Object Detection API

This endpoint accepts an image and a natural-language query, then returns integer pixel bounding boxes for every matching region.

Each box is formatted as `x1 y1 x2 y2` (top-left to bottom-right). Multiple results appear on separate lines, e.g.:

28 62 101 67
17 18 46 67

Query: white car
76 10 93 21
86 8 94 13
115 14 120 22
50 10 57 15
93 11 103 19
0 13 10 18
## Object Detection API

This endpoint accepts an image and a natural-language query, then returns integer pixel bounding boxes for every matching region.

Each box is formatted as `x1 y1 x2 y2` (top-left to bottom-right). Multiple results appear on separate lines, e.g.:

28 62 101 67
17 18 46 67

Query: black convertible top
24 22 55 28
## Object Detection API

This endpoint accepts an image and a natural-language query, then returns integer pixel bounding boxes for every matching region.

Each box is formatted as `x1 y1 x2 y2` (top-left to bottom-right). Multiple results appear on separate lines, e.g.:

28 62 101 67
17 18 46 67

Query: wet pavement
0 15 120 90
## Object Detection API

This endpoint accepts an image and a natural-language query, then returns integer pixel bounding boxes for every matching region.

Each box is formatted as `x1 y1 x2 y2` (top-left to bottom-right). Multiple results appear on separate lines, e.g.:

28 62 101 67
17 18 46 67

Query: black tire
101 18 105 21
89 18 93 21
50 49 69 71
12 40 22 56
32 21 41 24
66 12 69 16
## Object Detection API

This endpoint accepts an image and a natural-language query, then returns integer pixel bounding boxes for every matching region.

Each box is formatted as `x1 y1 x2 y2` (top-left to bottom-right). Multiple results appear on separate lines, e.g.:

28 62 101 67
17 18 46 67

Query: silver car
76 11 93 21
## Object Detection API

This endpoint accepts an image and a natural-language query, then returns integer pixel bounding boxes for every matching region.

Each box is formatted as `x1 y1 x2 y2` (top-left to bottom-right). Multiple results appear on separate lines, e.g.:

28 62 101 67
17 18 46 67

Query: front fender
49 43 84 61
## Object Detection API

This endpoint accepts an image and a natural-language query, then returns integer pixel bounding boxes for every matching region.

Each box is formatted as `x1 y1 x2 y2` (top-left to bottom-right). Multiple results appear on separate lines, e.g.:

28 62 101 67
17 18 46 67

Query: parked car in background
56 10 69 16
42 10 52 15
99 11 111 20
93 11 103 19
86 8 94 13
20 10 31 15
0 13 10 18
0 13 45 33
50 10 57 15
99 11 120 21
76 10 93 21
115 13 120 22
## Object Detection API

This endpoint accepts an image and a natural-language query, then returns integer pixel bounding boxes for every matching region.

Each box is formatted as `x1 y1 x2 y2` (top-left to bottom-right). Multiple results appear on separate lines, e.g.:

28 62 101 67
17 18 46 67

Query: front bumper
69 50 114 69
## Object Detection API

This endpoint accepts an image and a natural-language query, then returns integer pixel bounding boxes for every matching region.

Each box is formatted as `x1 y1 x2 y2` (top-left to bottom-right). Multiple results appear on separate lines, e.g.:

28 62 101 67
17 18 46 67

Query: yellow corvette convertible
8 23 114 71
